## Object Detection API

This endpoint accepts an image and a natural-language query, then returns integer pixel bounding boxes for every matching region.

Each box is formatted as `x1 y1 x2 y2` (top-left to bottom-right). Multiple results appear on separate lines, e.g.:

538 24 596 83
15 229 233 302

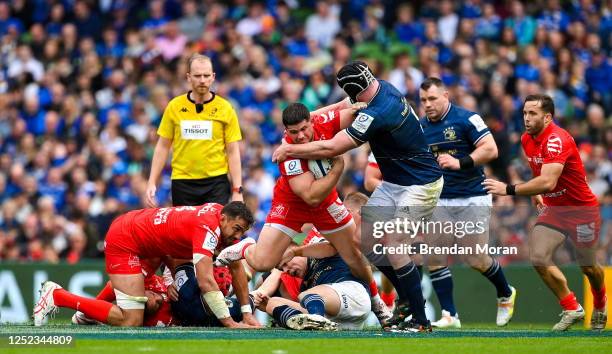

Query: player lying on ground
33 202 259 328
483 94 607 331
72 259 176 327
217 102 391 323
167 262 257 326
251 227 371 331
72 263 239 327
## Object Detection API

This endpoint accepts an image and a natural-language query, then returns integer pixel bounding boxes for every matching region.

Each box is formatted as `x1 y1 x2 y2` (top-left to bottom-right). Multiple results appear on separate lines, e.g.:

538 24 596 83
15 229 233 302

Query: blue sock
300 294 325 316
396 262 427 324
482 258 512 298
366 251 405 299
272 305 302 328
430 267 457 316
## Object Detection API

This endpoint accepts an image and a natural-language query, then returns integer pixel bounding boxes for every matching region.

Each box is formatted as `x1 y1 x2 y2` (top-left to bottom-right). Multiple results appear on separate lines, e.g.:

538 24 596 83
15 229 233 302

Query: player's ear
544 112 553 123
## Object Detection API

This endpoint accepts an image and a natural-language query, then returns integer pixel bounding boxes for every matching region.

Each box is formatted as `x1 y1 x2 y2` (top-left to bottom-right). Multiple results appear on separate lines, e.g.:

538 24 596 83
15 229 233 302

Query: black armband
506 184 516 196
459 155 475 170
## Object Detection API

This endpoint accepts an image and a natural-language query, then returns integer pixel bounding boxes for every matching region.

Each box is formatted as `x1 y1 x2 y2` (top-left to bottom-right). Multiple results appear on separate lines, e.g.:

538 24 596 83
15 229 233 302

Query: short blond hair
187 54 212 73
344 192 369 208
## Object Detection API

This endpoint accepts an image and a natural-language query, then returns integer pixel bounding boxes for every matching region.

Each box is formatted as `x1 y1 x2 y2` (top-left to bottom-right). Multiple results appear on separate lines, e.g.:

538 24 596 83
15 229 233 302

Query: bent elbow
544 180 557 192
489 148 499 160
304 196 323 207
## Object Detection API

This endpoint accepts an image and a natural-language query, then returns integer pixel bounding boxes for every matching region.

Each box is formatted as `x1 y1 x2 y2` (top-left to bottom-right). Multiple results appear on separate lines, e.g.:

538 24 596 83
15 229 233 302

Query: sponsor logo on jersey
543 188 567 198
527 156 544 164
546 134 563 157
154 207 172 225
128 254 141 268
284 159 303 176
352 113 374 134
270 203 289 219
317 110 335 123
180 107 189 113
180 120 212 140
576 222 596 243
326 199 349 223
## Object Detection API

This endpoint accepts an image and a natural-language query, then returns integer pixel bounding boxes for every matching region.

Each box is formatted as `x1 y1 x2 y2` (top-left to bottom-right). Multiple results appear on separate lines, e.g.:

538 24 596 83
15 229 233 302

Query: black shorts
171 175 230 206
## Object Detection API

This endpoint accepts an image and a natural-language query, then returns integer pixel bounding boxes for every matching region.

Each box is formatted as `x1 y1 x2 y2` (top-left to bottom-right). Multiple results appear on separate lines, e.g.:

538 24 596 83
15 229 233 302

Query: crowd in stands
0 0 610 264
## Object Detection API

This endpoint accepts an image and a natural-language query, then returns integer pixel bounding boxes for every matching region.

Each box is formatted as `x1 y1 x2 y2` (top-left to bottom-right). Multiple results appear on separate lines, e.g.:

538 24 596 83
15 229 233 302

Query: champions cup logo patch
284 159 303 176
443 127 457 141
546 135 562 157
174 270 188 291
352 113 374 134
203 226 219 250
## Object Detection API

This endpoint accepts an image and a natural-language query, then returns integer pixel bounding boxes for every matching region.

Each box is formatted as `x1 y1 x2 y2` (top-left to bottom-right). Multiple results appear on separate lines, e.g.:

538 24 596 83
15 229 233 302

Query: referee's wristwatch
232 186 244 194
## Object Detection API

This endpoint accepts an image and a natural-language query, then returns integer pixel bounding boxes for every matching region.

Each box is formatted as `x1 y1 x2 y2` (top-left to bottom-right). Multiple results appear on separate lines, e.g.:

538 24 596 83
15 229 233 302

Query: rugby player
71 259 175 327
419 77 516 328
272 61 444 331
217 102 392 323
253 226 371 330
364 156 397 309
483 94 607 330
33 202 258 329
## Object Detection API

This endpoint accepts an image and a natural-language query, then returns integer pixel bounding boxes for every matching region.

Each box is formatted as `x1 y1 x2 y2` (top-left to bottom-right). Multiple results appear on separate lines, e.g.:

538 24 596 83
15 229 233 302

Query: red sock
559 292 580 311
241 243 254 258
381 291 396 307
369 281 379 297
53 289 113 323
96 281 116 302
591 286 607 310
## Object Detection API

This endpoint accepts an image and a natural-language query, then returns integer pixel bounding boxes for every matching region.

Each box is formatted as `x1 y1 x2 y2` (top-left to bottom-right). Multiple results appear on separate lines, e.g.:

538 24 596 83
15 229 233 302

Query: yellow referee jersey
157 92 242 179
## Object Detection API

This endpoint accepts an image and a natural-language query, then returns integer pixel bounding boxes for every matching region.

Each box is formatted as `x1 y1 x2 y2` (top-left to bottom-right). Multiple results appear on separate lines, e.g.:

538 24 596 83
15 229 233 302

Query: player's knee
529 250 552 266
252 258 278 272
119 315 144 327
580 265 600 277
114 288 147 326
465 255 489 272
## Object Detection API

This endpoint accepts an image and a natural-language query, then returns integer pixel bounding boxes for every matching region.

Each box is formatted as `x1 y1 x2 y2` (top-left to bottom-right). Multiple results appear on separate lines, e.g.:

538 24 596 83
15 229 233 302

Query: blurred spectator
0 1 609 264
305 1 340 48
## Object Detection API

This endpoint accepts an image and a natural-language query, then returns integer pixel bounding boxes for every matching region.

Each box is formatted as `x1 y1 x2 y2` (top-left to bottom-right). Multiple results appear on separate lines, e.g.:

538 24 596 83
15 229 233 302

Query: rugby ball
308 159 334 179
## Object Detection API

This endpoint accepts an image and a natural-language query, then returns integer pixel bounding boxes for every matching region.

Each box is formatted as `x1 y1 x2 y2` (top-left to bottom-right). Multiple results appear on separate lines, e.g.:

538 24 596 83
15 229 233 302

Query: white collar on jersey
427 102 452 122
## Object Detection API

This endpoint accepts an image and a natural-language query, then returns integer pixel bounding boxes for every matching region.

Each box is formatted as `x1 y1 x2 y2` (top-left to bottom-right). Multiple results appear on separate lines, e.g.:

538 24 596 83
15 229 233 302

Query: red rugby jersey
274 110 341 205
521 123 598 206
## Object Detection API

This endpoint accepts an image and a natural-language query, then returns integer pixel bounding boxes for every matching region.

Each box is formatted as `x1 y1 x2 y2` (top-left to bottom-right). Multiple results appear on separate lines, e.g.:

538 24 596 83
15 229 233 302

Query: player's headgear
336 61 375 102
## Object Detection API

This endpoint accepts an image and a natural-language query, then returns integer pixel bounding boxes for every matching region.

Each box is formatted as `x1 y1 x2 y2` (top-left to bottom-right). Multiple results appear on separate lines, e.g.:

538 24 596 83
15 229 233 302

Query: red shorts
265 197 353 237
536 205 601 247
104 216 143 275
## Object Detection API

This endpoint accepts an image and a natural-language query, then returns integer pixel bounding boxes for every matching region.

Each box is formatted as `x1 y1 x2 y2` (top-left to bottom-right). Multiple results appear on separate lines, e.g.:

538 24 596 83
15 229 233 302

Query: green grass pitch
1 324 610 354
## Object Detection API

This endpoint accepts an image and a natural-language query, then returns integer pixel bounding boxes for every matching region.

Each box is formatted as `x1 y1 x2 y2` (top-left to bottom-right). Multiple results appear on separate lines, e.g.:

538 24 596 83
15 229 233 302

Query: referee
145 54 243 207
